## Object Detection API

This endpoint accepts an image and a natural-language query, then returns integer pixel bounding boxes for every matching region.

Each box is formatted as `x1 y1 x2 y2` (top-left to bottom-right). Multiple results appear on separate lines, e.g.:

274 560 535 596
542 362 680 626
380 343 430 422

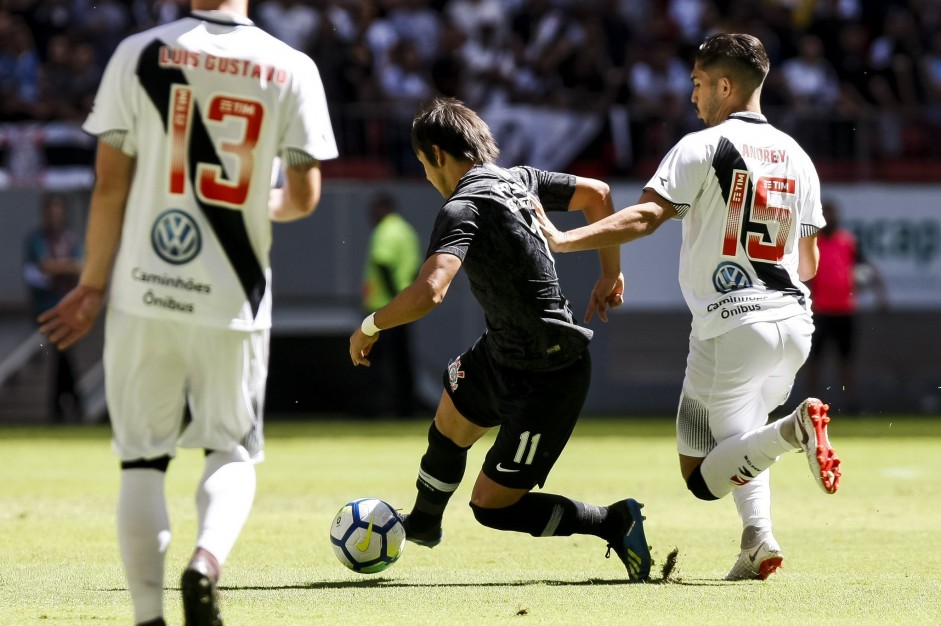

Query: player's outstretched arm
39 140 132 349
350 253 462 366
539 188 677 253
568 177 624 323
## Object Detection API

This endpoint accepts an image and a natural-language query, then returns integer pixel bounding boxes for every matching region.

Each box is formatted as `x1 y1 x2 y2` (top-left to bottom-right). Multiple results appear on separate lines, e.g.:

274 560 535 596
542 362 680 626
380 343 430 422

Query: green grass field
2 416 940 625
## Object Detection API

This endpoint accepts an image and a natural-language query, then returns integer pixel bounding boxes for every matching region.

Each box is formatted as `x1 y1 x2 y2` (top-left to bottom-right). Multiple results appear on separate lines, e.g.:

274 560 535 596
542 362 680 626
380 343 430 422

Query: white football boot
725 525 783 581
793 398 842 494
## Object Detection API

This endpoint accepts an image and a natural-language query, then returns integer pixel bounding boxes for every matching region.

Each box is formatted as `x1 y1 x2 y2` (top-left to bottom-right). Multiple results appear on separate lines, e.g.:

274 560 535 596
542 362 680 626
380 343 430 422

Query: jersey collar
190 10 254 27
727 112 768 124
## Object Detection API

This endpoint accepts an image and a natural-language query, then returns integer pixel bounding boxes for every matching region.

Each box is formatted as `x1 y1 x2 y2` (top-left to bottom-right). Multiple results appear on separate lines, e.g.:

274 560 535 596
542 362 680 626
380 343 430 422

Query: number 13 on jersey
723 171 796 263
169 84 264 207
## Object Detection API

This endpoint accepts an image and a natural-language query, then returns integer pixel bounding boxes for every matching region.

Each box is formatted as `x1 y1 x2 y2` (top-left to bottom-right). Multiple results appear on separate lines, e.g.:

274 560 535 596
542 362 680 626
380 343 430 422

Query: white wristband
361 313 381 336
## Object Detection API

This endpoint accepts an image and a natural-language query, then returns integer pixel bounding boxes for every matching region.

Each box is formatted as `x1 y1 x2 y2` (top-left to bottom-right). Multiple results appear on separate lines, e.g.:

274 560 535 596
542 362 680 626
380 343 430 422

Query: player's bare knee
469 501 512 529
469 492 503 510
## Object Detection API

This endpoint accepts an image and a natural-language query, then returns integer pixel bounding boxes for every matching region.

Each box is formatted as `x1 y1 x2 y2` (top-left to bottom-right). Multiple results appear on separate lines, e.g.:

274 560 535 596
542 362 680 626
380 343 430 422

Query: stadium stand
2 1 940 421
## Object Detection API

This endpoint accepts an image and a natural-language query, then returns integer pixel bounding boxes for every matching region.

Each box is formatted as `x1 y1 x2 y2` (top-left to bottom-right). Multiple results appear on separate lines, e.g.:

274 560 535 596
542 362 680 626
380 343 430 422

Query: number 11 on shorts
513 431 541 465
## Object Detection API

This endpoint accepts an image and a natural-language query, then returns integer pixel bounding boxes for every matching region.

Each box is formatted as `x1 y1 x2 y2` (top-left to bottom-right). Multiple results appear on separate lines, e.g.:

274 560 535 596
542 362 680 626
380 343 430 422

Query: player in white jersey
37 2 337 624
535 34 841 580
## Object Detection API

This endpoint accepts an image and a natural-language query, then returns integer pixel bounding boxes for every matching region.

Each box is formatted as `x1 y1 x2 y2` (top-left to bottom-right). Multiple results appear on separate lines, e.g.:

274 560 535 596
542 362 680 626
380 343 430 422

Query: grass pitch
1 415 940 625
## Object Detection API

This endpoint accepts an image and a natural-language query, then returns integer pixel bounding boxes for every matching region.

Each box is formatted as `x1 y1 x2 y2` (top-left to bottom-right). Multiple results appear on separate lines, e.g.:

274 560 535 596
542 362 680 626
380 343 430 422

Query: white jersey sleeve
84 38 138 154
645 133 712 219
645 113 822 340
281 54 337 161
798 163 825 235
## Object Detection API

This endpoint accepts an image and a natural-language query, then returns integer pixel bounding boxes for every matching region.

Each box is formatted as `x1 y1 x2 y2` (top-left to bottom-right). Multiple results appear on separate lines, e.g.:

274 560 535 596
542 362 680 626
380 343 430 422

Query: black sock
408 422 470 531
471 493 622 539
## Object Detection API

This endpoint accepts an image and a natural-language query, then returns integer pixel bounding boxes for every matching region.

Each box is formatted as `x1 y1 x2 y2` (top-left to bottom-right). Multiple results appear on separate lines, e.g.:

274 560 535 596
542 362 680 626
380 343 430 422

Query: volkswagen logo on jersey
151 209 201 265
712 262 752 293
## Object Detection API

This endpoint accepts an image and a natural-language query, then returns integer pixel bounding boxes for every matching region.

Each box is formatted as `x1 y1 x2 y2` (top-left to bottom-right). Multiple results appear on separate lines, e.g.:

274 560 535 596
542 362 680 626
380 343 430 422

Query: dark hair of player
411 96 500 165
695 33 770 94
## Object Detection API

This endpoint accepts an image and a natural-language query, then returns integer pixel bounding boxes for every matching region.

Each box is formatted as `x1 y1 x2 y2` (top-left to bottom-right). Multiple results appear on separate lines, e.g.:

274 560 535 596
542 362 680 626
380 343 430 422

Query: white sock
700 419 798 498
195 446 256 567
781 407 801 448
732 471 772 532
117 469 172 624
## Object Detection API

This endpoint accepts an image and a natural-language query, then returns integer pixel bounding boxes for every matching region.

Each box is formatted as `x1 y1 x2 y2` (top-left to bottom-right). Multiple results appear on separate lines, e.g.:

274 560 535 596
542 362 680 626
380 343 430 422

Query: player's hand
585 272 624 323
349 328 379 366
37 284 105 350
530 194 568 252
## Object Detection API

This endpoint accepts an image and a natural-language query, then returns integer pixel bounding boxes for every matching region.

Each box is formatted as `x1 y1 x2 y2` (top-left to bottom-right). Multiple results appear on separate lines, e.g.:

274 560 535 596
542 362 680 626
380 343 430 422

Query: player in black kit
349 97 651 581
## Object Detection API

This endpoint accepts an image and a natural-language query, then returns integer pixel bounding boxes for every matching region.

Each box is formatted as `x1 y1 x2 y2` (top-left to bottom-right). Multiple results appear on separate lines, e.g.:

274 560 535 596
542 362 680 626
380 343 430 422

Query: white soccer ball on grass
330 497 406 573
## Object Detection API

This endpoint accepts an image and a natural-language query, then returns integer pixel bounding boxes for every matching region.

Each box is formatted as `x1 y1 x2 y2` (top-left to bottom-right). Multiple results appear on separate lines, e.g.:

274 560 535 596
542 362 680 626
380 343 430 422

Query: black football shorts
441 337 591 489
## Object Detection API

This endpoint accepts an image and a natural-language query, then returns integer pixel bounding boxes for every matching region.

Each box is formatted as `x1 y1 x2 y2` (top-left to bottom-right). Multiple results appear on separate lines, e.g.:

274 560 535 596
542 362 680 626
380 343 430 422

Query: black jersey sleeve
512 166 575 212
426 199 478 260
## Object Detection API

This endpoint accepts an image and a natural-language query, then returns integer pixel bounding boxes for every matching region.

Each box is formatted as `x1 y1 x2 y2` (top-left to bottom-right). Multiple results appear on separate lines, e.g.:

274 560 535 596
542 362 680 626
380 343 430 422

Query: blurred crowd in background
2 0 941 178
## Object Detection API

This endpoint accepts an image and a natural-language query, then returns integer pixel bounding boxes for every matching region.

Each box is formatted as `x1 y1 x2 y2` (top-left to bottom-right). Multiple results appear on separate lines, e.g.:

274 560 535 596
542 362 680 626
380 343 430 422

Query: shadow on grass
96 576 725 593
294 576 727 588
238 575 724 589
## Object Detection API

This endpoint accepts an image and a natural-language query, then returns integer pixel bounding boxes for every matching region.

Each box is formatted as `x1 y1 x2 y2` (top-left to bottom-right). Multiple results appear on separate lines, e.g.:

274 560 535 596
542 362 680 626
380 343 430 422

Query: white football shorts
104 308 269 462
676 315 814 457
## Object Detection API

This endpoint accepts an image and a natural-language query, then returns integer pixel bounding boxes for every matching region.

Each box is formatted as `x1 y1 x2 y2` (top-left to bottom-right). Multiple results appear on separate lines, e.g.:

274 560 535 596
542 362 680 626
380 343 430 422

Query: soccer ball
330 497 406 574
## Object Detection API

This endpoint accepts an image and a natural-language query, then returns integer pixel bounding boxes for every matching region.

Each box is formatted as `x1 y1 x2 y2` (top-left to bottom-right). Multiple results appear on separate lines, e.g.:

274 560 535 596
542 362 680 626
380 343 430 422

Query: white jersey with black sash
645 112 824 340
83 10 337 331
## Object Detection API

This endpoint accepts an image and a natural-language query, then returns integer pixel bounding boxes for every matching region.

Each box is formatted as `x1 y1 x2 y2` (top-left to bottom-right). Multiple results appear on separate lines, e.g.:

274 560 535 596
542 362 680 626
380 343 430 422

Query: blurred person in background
805 200 888 415
23 193 84 423
387 0 443 64
62 39 102 118
0 14 40 121
627 38 694 156
378 38 435 174
458 15 514 108
921 29 941 130
779 34 840 154
781 35 839 118
36 1 337 624
35 34 77 120
445 0 505 43
76 0 130 65
253 0 320 51
866 5 924 158
361 191 424 417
